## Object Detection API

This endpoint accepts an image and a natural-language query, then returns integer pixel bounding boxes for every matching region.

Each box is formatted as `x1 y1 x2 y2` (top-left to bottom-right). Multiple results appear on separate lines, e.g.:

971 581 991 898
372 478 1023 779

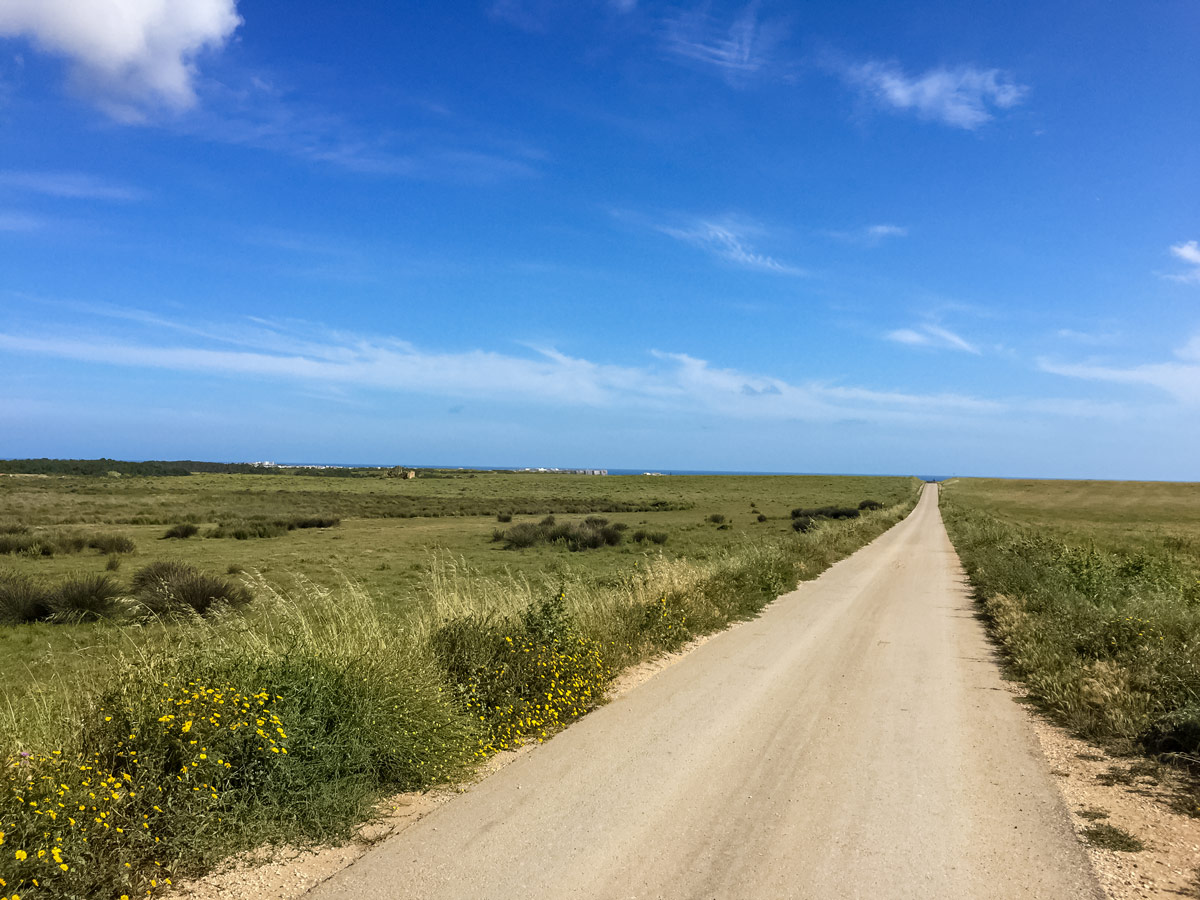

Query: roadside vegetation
0 470 920 899
941 479 1200 795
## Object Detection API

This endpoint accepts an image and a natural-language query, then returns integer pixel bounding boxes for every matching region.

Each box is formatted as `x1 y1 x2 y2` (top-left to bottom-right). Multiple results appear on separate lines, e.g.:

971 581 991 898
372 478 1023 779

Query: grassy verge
940 489 1200 764
1 493 917 900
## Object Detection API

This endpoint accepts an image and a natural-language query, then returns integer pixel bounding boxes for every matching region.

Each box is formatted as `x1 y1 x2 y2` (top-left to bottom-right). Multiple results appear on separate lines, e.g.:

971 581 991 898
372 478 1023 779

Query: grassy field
941 478 1200 559
0 470 921 899
0 471 915 679
941 478 1200 781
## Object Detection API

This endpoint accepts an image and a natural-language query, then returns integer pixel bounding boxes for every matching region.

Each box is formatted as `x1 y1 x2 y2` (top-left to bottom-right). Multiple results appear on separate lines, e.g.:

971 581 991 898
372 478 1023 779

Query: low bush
208 521 287 540
130 561 251 618
494 518 628 552
632 530 668 545
791 506 859 521
0 572 51 624
105 554 122 572
89 532 136 554
162 523 199 540
496 512 513 523
792 515 817 533
707 513 725 524
858 499 884 511
756 513 768 522
48 574 123 623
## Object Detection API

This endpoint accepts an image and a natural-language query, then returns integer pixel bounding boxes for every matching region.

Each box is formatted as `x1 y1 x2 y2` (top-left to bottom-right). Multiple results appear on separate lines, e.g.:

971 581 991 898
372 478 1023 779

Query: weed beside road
941 482 1200 764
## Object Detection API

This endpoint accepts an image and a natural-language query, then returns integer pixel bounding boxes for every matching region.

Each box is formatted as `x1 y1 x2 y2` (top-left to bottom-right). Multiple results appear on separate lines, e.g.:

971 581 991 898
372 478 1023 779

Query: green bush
48 574 123 623
162 523 199 540
89 533 136 554
707 513 725 524
0 572 51 624
496 512 513 523
131 561 251 618
858 499 884 511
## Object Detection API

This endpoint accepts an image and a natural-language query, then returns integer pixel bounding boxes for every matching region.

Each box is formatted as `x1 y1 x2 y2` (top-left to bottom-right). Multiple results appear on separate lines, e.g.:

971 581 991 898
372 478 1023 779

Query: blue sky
1 1 1198 478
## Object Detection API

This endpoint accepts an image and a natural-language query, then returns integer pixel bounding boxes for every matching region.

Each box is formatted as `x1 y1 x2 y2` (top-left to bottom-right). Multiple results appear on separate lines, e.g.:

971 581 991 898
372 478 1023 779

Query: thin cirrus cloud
661 3 787 79
655 216 805 275
1040 335 1200 404
0 311 1004 425
0 170 142 202
886 324 980 354
1166 240 1200 283
843 61 1028 129
0 0 242 121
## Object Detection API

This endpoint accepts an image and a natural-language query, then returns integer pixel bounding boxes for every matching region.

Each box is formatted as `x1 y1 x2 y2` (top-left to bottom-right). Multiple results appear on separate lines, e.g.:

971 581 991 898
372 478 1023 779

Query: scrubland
0 468 919 899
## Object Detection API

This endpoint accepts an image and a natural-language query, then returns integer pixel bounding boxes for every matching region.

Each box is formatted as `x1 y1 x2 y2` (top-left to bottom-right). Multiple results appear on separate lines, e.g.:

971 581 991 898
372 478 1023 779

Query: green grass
0 472 917 681
0 471 921 899
941 478 1200 762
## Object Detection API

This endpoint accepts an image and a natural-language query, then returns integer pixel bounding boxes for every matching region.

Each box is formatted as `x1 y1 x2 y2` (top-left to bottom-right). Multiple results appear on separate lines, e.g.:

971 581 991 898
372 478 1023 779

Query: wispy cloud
655 215 804 275
181 80 544 182
886 323 980 354
829 223 909 245
0 211 45 231
1165 240 1200 283
0 170 142 202
662 3 786 80
1056 328 1118 346
0 310 1011 425
1040 335 1200 404
0 0 241 121
842 62 1027 129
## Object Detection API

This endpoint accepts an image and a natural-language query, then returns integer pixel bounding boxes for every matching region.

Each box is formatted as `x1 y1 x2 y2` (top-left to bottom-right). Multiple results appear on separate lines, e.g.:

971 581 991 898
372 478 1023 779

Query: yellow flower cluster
466 633 610 757
1 680 287 899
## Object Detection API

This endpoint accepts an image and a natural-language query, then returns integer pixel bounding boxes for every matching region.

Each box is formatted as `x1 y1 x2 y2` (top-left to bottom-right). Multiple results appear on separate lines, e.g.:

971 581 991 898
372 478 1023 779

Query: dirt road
310 485 1101 899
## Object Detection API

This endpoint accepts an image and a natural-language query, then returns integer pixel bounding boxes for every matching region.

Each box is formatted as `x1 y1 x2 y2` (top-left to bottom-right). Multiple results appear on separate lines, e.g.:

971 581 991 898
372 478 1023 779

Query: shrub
105 554 122 572
0 572 51 624
539 515 556 526
285 516 340 529
792 515 817 533
858 499 884 511
131 561 251 617
496 512 513 523
162 523 199 540
89 532 136 554
495 519 629 552
0 532 37 555
756 513 768 522
707 513 725 524
791 506 859 521
48 574 123 623
0 523 29 535
647 531 668 545
208 521 286 539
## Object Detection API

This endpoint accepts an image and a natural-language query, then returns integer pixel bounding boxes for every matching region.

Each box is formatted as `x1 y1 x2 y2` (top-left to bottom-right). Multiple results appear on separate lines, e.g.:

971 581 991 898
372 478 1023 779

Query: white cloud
886 323 979 354
1040 334 1200 404
866 224 907 239
0 312 1010 426
844 62 1027 129
662 3 785 79
656 216 804 275
0 0 242 120
1166 240 1200 283
0 170 141 201
1172 241 1200 266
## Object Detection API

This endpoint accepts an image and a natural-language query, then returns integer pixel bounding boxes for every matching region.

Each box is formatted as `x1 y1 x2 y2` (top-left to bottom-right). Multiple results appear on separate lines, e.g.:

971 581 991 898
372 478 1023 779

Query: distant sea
281 462 947 480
